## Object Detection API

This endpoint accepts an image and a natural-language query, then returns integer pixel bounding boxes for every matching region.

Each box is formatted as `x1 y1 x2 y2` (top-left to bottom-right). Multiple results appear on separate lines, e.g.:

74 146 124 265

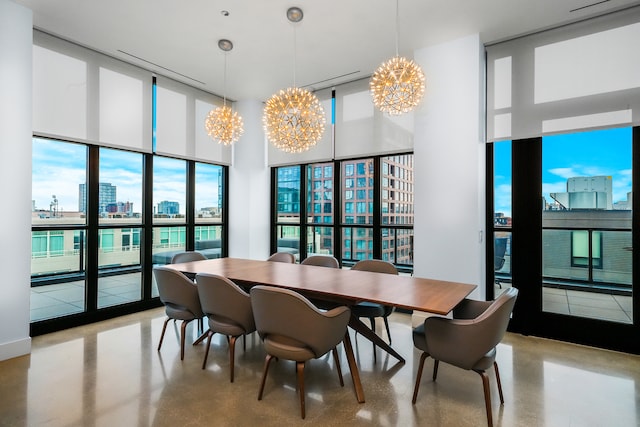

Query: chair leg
180 319 192 361
201 330 214 370
412 352 429 404
258 354 275 401
296 361 306 419
432 359 440 381
369 317 377 363
383 317 392 344
494 361 504 404
332 347 344 387
476 370 493 427
158 317 170 352
229 335 238 383
193 328 210 346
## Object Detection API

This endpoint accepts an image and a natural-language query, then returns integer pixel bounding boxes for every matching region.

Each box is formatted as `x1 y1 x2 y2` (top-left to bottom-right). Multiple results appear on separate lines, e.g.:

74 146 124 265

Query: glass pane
195 163 224 224
307 226 333 256
153 156 186 224
307 163 333 224
381 228 414 265
342 159 373 224
494 232 512 296
151 226 186 265
381 155 414 225
542 127 632 324
30 229 86 321
32 138 87 226
276 166 301 223
494 141 512 228
194 225 223 259
99 148 143 224
276 225 300 261
98 227 142 309
342 227 373 262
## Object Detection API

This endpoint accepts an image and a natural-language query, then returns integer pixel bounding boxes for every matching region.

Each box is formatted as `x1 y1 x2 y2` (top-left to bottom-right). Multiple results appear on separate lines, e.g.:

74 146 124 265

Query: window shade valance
486 6 640 142
33 30 153 152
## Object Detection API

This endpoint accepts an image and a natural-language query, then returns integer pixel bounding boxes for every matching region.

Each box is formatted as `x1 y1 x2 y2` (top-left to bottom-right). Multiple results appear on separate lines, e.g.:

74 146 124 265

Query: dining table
165 257 477 403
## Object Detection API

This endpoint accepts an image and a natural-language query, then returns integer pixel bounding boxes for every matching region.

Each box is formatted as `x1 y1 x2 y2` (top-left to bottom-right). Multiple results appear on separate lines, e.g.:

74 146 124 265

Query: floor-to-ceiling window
486 7 640 353
31 139 87 321
272 154 414 271
541 128 632 324
30 139 228 333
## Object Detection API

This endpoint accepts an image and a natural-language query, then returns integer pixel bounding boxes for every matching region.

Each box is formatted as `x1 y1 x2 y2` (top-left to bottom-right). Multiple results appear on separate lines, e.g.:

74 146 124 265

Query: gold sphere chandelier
205 39 244 145
205 104 244 145
263 7 325 153
370 0 426 115
370 55 425 116
263 87 325 153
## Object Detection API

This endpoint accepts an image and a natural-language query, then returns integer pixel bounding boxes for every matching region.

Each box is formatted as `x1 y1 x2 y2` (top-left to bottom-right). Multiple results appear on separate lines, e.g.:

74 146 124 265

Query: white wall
0 0 33 361
228 99 270 260
412 34 486 300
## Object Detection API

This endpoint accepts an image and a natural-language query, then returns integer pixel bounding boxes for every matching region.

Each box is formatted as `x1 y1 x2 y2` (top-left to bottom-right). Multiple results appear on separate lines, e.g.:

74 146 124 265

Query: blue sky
494 127 633 217
32 139 221 215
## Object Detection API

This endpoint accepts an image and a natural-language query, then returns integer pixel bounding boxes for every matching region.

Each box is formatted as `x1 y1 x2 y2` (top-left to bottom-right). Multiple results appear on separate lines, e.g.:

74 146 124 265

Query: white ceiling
15 0 640 101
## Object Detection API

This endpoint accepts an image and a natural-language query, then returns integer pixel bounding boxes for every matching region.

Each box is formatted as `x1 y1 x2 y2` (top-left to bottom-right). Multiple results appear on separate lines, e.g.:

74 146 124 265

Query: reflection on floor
2 309 639 426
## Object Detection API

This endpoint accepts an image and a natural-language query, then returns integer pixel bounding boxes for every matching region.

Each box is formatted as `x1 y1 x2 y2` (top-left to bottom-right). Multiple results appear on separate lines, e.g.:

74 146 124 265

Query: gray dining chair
301 255 339 268
171 251 207 264
266 252 296 263
195 273 256 382
250 285 351 419
301 255 341 309
412 287 518 427
350 259 398 359
153 266 205 361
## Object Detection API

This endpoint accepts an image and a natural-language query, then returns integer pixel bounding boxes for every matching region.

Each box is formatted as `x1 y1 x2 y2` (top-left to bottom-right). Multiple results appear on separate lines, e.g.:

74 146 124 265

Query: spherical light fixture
370 0 426 115
263 87 325 153
263 7 325 153
205 105 244 145
370 55 425 116
205 39 244 145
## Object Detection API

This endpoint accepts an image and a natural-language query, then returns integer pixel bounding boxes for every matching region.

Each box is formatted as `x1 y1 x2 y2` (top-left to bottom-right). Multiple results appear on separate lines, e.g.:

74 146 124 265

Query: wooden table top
166 257 476 316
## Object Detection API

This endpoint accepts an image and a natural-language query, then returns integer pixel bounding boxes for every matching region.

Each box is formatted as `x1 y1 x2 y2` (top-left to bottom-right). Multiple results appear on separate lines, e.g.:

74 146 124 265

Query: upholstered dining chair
194 273 256 382
300 254 339 268
301 255 341 309
170 250 207 264
250 285 351 419
350 259 398 359
153 266 205 361
266 252 296 263
170 251 207 281
412 287 518 427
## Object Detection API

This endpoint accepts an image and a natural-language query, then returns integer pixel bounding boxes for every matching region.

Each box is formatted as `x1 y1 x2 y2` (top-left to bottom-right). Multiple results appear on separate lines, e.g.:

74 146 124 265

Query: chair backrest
195 273 255 333
351 259 398 275
267 252 296 263
250 285 350 358
171 251 207 264
301 255 339 268
153 266 204 318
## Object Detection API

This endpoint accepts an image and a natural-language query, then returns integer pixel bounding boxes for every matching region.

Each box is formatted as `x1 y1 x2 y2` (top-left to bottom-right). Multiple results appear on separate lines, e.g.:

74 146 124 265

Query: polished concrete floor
1 309 639 426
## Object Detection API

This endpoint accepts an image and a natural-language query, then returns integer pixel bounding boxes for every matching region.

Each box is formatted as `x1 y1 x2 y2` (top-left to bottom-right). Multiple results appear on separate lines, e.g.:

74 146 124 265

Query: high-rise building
78 183 117 215
157 201 180 216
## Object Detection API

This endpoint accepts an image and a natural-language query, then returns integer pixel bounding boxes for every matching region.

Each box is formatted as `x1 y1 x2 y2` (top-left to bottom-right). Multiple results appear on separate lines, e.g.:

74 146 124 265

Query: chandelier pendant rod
395 0 399 57
293 24 297 88
223 52 228 106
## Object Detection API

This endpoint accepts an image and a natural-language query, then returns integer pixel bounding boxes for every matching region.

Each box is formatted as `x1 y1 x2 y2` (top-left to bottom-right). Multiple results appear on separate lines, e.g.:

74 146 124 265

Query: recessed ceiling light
221 10 229 17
